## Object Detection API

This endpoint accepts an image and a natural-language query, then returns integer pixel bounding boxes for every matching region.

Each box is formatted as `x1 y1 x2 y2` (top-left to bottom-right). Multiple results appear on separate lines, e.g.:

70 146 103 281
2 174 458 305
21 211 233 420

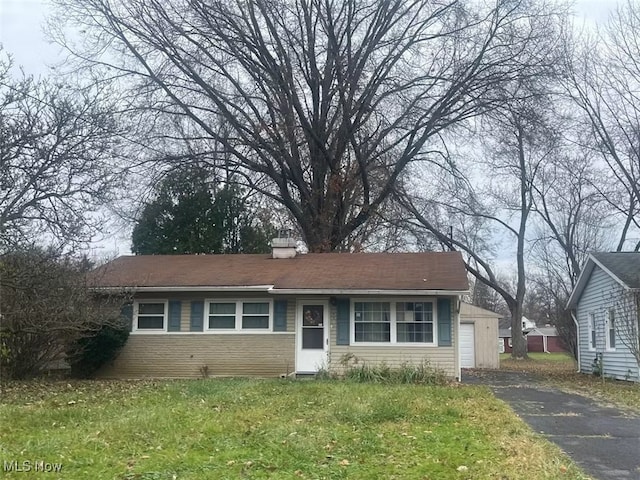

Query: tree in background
528 150 611 358
565 0 640 251
0 50 125 251
399 24 564 359
131 165 275 255
51 0 562 252
471 279 509 318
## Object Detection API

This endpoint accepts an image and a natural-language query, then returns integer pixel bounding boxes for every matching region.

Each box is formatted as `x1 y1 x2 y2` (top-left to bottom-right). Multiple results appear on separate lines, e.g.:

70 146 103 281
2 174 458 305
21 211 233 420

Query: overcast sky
0 0 622 76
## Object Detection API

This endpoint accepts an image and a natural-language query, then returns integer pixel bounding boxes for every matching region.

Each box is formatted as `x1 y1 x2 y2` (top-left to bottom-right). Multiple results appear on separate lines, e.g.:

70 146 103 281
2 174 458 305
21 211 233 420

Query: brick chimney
271 229 297 258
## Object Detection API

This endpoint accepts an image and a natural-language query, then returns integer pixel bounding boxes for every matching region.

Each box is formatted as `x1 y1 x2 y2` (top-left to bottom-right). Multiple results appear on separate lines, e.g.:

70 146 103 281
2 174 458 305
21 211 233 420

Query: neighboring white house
521 316 536 331
566 252 640 382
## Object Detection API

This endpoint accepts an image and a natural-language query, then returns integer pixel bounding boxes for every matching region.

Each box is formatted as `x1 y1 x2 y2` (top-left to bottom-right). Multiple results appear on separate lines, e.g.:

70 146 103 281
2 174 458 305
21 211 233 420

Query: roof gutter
267 288 469 296
90 285 275 293
90 286 469 296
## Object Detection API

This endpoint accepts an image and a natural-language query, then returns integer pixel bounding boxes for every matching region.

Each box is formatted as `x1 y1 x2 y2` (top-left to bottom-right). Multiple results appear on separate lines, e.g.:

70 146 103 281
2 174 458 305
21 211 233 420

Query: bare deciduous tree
400 56 563 358
532 153 611 289
528 149 613 357
0 52 125 250
564 1 640 251
51 0 561 251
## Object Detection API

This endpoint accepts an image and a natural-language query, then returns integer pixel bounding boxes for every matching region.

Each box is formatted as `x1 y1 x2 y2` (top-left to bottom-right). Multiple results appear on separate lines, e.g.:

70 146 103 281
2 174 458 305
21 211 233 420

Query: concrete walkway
463 370 640 480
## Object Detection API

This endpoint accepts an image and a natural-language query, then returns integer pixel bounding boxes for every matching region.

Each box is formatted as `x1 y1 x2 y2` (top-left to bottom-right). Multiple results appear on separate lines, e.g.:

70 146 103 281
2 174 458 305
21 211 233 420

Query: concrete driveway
463 370 640 480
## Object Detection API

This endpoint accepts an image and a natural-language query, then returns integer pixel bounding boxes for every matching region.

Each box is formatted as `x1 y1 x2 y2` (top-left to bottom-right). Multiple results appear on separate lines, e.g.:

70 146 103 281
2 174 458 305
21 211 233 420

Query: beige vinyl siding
285 297 296 331
460 303 500 369
98 334 295 378
328 298 456 377
576 268 639 382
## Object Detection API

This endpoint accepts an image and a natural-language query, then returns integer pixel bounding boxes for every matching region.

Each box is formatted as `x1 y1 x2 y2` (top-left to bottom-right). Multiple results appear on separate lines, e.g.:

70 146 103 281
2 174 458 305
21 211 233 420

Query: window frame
206 301 238 330
588 312 596 351
133 299 168 333
606 307 616 351
204 298 273 333
396 301 435 344
349 298 438 346
353 301 391 343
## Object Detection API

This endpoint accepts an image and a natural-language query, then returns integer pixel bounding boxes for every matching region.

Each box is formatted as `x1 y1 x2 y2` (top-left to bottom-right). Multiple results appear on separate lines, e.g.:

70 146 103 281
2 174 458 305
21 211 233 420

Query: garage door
460 323 475 368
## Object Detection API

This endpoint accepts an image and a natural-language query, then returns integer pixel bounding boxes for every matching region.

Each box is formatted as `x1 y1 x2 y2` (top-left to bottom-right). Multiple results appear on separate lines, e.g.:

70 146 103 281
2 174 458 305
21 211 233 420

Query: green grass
500 352 640 412
0 379 589 479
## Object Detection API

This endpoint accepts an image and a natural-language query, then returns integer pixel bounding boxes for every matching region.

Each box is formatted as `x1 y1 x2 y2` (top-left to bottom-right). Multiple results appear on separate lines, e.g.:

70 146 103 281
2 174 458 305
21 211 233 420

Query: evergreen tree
131 167 273 254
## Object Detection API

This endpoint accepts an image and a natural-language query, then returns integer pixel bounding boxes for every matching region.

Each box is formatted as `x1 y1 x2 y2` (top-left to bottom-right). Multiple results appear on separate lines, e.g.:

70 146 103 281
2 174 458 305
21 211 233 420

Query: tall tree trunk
512 121 530 359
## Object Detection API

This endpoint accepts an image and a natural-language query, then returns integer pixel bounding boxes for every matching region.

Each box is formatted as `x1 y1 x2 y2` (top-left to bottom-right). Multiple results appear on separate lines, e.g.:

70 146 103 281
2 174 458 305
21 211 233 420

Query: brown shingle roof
90 252 468 292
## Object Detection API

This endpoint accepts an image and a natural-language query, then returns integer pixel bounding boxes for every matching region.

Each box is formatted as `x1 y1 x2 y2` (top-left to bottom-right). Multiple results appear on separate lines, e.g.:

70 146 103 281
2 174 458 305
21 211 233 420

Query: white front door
296 302 329 373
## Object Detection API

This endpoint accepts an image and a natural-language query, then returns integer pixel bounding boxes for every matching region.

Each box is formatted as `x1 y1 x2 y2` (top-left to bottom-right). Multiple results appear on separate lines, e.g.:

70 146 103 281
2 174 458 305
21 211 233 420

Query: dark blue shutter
190 300 204 332
120 303 133 331
168 300 182 332
336 298 350 345
273 300 288 331
437 298 452 346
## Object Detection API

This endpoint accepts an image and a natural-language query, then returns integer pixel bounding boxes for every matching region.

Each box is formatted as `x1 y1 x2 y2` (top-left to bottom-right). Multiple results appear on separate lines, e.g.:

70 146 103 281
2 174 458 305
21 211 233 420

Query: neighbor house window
205 300 272 331
354 302 391 342
606 308 616 350
208 302 236 329
135 301 167 331
396 302 434 343
588 313 596 350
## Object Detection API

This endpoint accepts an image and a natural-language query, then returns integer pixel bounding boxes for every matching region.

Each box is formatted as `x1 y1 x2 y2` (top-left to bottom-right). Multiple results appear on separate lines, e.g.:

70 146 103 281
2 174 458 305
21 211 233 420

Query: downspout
455 296 461 381
570 311 580 373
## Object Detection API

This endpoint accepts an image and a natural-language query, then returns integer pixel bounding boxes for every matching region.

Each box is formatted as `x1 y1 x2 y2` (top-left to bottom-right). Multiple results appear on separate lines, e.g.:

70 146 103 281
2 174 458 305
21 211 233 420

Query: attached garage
459 303 500 369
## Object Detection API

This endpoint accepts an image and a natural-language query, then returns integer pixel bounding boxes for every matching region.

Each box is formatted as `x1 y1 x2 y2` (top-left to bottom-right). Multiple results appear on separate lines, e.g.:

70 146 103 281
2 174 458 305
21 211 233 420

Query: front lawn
500 352 640 412
500 352 577 374
0 379 587 479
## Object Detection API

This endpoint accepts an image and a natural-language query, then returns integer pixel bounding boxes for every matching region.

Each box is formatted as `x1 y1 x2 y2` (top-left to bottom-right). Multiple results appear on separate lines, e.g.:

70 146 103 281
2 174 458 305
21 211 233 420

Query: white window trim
605 307 616 351
349 298 438 347
133 299 169 333
204 298 273 333
588 312 596 351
